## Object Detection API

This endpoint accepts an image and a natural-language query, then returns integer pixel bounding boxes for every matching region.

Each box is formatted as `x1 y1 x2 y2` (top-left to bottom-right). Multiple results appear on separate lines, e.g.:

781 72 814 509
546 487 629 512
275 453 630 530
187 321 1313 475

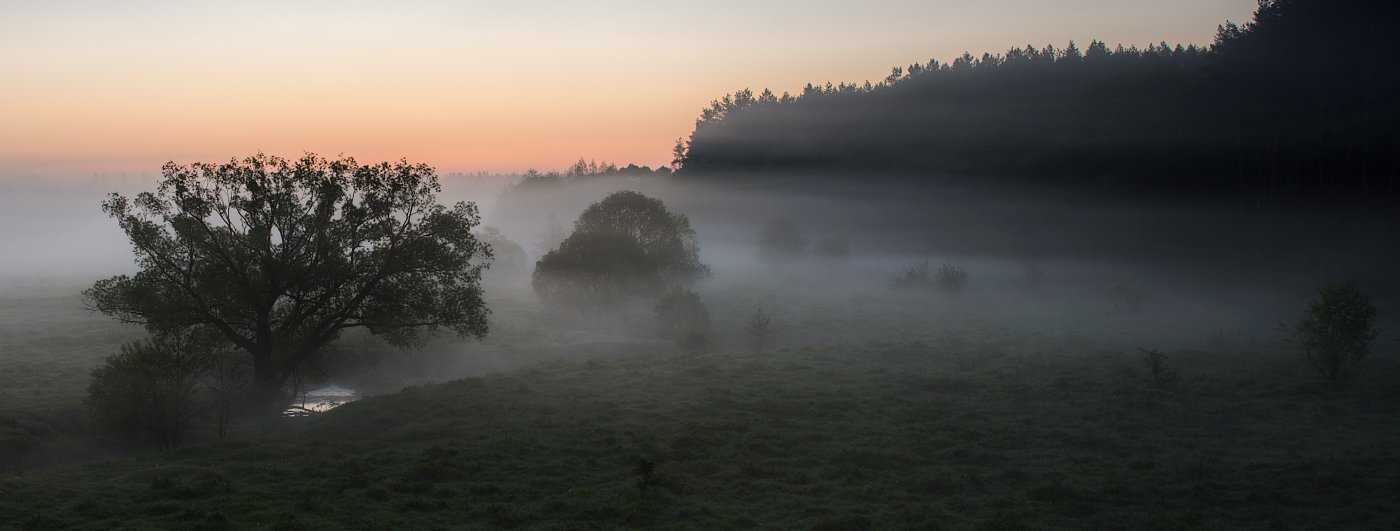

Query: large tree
532 191 708 311
85 153 491 410
570 190 709 285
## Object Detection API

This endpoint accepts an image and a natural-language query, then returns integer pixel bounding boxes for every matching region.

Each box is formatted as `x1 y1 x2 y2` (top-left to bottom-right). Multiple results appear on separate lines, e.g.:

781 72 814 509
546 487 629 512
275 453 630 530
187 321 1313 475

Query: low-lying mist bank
3 164 1395 477
488 171 1400 307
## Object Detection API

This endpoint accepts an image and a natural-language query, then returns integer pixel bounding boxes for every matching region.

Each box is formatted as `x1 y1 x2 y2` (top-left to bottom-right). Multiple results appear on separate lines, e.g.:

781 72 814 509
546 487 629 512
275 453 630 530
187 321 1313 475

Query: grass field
2 267 1398 529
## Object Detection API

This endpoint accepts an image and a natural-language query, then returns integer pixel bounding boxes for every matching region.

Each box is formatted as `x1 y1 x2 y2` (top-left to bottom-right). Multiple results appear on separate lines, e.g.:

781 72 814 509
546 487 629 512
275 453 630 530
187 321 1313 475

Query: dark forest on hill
675 0 1400 203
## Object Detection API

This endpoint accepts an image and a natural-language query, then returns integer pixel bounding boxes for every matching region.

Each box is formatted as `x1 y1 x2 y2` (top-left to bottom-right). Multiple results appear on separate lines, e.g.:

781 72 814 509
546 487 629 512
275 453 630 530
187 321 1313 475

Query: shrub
892 259 931 289
1286 281 1379 384
1139 348 1179 390
203 349 249 441
747 309 774 353
935 263 969 294
87 334 212 448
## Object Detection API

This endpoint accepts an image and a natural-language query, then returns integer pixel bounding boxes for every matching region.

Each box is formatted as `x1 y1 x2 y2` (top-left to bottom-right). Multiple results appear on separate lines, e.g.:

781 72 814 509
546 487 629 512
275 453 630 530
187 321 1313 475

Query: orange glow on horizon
0 1 1258 176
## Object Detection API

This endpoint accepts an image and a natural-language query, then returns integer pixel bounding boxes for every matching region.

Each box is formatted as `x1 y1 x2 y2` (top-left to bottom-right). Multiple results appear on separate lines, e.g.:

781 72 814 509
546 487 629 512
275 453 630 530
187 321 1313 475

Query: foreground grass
3 335 1398 530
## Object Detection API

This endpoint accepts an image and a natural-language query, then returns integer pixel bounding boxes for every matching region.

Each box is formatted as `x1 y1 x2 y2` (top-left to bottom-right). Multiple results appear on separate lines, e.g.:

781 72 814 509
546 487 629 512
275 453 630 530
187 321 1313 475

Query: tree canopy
532 191 708 311
571 190 709 285
84 153 491 409
674 0 1400 202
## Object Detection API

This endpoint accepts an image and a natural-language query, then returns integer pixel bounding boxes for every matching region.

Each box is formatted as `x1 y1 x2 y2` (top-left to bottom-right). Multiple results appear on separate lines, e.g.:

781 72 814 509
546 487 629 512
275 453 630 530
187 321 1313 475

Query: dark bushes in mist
892 259 931 290
890 260 967 294
533 232 659 311
747 309 774 353
532 191 709 312
87 335 209 448
1287 281 1379 384
935 263 969 295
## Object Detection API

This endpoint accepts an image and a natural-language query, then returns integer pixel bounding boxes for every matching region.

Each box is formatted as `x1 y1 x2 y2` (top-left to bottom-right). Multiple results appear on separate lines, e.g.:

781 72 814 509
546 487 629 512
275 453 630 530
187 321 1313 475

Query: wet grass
3 330 1398 529
2 271 1398 529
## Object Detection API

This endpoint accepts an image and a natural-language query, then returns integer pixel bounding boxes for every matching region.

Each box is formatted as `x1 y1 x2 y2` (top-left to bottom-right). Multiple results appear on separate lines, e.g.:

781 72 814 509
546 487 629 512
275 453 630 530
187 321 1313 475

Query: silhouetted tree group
533 191 709 312
676 0 1400 202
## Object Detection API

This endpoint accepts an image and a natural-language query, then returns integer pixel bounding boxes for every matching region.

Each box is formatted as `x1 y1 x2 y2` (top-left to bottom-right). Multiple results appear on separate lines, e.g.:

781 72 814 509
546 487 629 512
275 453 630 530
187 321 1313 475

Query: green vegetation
892 259 931 290
935 263 970 295
1 270 1397 528
0 294 144 469
533 191 709 313
745 308 774 354
83 153 491 409
676 0 1400 202
3 318 1397 529
1287 281 1380 384
86 335 210 448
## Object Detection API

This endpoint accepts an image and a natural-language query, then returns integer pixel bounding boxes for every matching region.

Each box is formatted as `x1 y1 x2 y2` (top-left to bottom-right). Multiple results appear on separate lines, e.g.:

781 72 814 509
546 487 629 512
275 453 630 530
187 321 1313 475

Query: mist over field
4 1 1400 529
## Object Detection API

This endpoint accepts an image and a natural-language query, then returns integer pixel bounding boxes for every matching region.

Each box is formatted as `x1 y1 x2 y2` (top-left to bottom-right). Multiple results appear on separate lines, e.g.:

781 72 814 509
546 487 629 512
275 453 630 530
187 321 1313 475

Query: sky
0 0 1259 177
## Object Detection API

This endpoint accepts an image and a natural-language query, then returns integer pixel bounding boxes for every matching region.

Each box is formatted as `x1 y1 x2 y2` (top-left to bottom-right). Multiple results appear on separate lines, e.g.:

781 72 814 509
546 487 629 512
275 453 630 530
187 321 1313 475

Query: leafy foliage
533 191 708 311
676 0 1400 200
572 191 709 285
83 153 490 408
747 309 774 353
891 259 931 289
1287 281 1379 384
532 231 658 312
86 334 212 448
935 263 969 295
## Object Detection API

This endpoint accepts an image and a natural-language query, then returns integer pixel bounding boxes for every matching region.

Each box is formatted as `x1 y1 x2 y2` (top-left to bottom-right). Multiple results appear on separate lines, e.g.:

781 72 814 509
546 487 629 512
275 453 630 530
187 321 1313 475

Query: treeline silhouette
512 158 672 192
675 0 1400 202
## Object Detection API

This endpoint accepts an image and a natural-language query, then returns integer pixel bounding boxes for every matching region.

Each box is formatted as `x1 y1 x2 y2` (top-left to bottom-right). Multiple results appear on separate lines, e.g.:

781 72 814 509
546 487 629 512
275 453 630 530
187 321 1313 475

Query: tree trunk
249 348 287 414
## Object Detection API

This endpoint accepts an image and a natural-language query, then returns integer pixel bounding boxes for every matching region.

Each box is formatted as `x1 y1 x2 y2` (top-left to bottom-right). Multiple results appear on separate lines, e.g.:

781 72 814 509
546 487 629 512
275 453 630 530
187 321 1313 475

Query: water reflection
283 385 358 417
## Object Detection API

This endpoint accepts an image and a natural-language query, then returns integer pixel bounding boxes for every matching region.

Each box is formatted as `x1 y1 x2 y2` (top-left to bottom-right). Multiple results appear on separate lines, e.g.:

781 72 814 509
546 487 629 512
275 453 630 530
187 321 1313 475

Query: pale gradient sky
0 0 1258 176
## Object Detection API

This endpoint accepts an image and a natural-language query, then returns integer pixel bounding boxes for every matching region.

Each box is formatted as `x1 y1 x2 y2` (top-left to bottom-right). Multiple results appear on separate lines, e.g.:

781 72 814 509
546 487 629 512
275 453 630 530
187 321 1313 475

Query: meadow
3 263 1397 530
